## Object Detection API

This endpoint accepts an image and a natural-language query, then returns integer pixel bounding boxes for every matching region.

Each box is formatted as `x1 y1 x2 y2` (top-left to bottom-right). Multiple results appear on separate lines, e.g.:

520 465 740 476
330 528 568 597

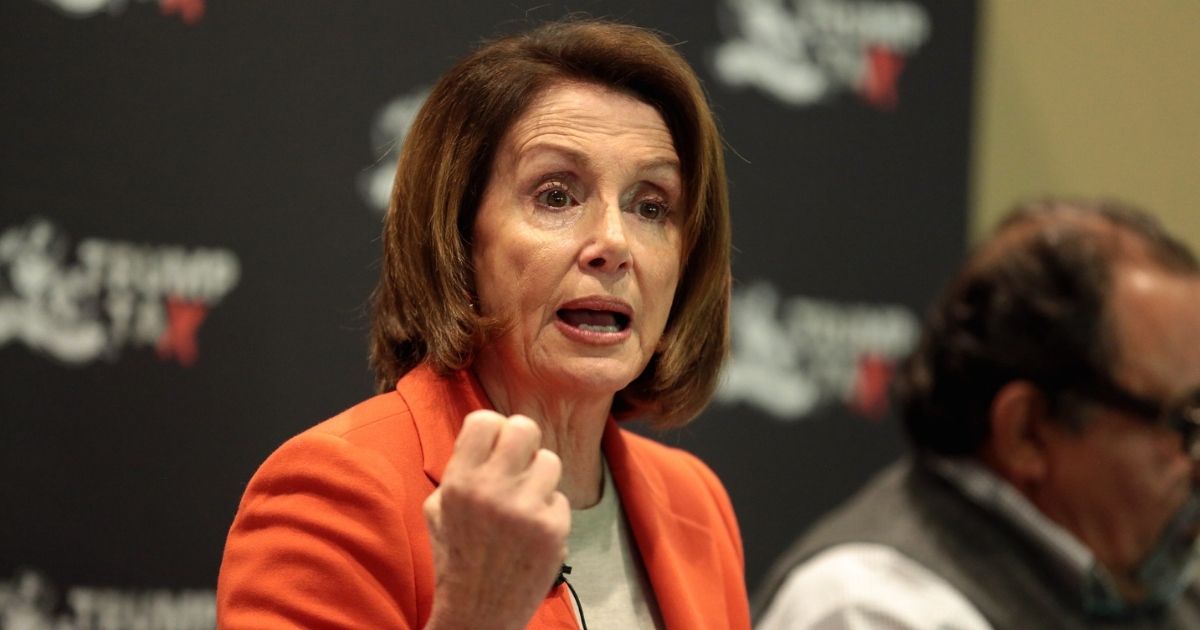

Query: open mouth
556 308 631 333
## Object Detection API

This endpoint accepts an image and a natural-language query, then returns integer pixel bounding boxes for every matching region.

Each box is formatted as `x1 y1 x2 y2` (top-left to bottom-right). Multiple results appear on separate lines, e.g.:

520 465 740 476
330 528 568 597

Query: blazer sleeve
684 453 746 569
682 452 751 628
217 431 429 629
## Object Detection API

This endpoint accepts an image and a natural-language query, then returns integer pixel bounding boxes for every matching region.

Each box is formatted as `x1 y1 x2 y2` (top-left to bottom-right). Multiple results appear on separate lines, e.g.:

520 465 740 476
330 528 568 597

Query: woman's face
471 81 684 400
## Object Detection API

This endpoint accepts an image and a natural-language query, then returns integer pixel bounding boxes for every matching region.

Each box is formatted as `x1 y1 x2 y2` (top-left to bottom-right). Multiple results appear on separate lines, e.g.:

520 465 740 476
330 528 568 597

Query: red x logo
157 297 208 366
859 45 906 110
159 0 205 24
851 353 894 420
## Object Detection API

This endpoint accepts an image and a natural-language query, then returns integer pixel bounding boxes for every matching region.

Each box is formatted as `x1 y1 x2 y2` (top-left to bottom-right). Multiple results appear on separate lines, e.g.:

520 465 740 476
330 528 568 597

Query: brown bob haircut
369 19 731 428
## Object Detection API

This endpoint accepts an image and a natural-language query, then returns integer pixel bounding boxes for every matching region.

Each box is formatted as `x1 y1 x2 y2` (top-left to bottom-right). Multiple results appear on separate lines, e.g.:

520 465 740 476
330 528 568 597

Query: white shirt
564 460 663 629
756 457 1110 630
755 543 993 630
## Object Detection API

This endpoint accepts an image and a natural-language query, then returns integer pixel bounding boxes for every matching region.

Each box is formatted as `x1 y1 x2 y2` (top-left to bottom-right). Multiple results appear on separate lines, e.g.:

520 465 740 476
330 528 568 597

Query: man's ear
981 380 1050 486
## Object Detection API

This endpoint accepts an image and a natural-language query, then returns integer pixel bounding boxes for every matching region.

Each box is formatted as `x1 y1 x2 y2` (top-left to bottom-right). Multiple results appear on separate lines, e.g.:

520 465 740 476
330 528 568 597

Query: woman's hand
423 410 571 630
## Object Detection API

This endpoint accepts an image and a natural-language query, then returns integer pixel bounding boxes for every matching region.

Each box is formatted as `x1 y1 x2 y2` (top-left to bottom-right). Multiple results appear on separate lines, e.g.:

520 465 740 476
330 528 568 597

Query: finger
524 448 563 500
548 491 571 553
489 415 543 474
450 410 506 468
422 489 442 530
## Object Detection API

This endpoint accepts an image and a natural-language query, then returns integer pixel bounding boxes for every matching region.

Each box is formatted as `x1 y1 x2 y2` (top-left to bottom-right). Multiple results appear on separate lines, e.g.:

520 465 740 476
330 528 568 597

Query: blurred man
755 199 1200 629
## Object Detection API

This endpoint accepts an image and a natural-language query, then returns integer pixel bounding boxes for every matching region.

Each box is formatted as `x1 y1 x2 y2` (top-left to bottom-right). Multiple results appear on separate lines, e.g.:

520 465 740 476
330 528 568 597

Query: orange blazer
217 364 751 629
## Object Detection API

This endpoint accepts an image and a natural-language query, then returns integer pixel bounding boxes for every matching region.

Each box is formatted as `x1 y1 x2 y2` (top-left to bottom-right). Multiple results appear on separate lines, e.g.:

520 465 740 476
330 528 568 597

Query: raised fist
423 410 571 630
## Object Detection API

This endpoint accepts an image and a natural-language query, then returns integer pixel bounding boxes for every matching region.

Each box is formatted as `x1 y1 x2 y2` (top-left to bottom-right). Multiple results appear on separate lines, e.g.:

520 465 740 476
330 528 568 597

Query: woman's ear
981 380 1050 487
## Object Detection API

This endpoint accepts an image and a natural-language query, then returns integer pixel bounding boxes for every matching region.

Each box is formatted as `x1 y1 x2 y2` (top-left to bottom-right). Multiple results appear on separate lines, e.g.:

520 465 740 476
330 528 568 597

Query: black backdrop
1 1 975 626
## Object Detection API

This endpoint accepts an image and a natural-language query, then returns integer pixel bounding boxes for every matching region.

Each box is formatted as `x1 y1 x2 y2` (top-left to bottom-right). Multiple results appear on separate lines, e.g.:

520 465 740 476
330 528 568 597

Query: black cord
555 564 571 587
564 577 588 630
555 564 588 629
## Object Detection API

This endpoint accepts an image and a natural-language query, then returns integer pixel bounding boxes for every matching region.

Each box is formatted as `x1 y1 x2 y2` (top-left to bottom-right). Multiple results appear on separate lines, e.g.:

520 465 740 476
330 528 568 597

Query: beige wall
972 1 1200 249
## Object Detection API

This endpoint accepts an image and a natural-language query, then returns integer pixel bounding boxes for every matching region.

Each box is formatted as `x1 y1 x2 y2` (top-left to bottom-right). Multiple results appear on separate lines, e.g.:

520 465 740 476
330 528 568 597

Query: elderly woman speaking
217 19 748 630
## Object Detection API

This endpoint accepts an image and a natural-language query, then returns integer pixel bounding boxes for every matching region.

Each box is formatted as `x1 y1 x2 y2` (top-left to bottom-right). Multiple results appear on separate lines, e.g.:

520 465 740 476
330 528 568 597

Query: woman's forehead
503 83 678 161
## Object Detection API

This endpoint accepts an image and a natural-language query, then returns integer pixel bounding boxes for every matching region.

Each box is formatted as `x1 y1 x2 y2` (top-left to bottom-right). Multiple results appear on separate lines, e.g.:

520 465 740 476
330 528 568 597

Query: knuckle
504 415 542 443
422 494 441 522
542 499 571 539
464 409 504 425
508 413 540 431
536 448 562 469
532 449 563 480
459 410 502 437
439 480 482 507
546 518 570 543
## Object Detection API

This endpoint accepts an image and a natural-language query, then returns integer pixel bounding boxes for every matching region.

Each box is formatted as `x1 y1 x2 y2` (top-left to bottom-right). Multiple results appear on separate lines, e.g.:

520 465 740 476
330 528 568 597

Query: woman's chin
541 356 642 398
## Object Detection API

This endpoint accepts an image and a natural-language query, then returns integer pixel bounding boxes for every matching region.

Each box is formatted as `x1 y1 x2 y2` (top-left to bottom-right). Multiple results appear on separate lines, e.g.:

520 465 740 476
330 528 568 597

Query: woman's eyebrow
638 158 682 178
517 142 680 179
514 141 589 167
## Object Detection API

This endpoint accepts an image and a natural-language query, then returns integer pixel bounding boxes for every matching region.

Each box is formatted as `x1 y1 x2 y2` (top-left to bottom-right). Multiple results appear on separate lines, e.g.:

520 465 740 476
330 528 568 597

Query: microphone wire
557 564 588 630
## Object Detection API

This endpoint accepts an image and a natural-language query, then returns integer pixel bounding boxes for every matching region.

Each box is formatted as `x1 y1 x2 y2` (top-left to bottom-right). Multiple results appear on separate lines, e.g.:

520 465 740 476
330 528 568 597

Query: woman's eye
635 200 669 222
536 187 573 209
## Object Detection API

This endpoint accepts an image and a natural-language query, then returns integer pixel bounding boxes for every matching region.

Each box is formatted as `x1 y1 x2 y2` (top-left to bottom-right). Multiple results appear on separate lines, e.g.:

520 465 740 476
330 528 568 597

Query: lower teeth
577 323 619 333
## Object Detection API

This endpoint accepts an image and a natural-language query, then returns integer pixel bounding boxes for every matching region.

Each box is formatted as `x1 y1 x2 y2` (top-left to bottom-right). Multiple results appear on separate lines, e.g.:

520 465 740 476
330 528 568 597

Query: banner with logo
1 1 975 626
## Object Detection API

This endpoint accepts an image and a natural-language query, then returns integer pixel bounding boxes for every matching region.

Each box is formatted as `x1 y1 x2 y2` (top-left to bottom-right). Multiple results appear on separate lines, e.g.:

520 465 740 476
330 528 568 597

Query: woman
217 19 748 629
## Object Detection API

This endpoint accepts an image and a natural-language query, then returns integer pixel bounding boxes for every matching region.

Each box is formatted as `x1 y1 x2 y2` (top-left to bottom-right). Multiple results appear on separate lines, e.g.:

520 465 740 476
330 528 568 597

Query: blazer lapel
604 420 729 628
395 364 492 485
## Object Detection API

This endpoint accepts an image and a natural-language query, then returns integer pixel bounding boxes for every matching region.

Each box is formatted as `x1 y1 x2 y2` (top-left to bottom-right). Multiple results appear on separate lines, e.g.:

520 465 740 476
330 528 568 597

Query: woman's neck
472 363 610 509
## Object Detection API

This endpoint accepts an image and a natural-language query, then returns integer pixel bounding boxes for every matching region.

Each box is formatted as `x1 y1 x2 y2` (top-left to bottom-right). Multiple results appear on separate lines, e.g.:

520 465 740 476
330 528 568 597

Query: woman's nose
581 202 631 273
